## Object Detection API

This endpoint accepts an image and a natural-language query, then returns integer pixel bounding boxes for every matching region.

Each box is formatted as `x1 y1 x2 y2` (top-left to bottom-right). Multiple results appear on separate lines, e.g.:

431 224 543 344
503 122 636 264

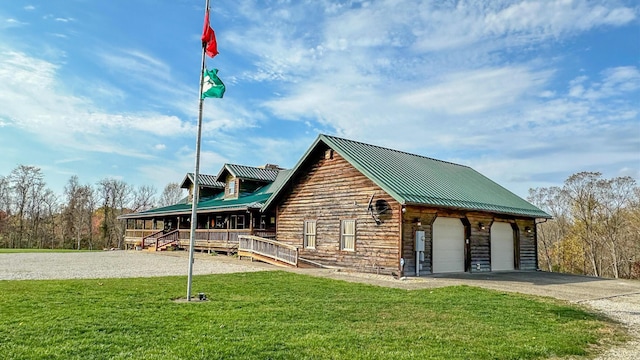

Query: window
304 220 316 249
215 216 224 229
228 215 245 229
340 220 356 251
227 179 236 195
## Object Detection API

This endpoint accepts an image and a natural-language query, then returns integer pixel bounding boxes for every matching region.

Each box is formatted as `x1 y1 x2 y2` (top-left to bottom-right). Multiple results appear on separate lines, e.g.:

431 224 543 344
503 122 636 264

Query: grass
0 271 621 360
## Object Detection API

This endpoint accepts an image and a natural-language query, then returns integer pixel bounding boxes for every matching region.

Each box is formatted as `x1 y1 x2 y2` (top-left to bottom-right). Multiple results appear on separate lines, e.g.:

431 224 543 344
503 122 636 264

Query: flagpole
187 0 211 301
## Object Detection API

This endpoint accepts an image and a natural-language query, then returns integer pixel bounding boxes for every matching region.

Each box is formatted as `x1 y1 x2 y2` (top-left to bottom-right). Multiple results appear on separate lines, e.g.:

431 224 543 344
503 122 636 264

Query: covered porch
123 210 276 254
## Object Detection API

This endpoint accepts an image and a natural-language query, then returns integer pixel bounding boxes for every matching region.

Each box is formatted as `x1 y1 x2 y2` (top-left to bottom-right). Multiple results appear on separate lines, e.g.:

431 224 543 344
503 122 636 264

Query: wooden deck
124 229 275 254
238 235 299 267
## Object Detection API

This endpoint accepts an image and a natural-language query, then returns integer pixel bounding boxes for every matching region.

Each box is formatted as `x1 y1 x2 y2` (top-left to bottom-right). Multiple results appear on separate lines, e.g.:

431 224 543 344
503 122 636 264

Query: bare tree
97 178 132 249
528 186 571 272
564 172 603 276
530 172 640 279
63 176 97 250
597 176 637 278
158 182 184 207
41 190 59 249
132 185 157 212
8 165 45 248
0 176 10 247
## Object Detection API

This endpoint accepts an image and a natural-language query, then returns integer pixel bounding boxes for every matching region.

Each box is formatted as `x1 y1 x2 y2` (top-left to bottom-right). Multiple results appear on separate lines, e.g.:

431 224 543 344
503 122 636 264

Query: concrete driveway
293 268 640 301
423 271 640 302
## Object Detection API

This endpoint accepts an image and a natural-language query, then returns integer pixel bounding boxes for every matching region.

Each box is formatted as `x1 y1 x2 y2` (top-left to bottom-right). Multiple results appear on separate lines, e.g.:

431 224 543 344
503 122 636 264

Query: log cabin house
120 164 288 253
121 134 550 277
261 134 551 276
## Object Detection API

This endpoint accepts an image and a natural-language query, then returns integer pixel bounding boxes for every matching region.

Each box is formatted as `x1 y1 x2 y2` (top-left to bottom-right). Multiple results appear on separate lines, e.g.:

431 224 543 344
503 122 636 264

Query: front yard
0 271 624 359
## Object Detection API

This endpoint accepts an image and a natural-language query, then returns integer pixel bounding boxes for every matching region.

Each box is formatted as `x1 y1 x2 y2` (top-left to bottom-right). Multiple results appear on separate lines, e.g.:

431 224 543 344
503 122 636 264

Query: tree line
528 172 639 279
0 165 184 250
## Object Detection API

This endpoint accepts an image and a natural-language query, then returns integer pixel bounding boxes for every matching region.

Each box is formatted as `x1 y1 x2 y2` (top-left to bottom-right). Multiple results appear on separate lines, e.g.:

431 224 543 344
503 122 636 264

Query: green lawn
0 271 621 360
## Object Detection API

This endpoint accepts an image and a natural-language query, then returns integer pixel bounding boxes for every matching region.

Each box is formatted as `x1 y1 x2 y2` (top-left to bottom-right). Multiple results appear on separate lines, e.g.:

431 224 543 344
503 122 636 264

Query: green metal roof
119 191 272 219
119 170 292 220
215 164 280 182
180 173 225 189
263 134 550 218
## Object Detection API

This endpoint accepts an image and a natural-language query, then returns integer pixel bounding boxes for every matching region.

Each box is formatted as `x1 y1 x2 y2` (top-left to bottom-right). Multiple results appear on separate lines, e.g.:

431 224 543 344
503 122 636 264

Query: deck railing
125 229 159 245
125 228 276 252
177 229 252 242
238 235 298 266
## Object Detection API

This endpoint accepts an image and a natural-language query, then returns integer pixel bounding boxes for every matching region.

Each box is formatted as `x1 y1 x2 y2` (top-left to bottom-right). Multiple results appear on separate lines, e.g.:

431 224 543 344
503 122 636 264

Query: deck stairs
143 229 180 252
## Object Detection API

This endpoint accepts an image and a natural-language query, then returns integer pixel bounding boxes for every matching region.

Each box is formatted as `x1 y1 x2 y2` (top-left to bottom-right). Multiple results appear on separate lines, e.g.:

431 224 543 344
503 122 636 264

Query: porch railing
238 235 298 267
125 229 159 244
125 228 276 251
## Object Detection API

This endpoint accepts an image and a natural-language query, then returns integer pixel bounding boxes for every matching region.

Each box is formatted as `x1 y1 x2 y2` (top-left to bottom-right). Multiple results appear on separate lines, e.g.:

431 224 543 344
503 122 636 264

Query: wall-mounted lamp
478 222 485 230
525 226 532 233
413 218 422 227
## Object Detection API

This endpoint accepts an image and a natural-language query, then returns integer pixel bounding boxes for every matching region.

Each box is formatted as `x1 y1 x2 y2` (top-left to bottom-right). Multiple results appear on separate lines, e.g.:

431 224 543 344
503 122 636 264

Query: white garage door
491 222 514 271
432 217 465 273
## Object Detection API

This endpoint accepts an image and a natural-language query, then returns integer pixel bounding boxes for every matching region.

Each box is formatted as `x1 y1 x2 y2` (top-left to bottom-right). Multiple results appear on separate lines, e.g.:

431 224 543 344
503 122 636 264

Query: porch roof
119 192 272 219
119 170 291 220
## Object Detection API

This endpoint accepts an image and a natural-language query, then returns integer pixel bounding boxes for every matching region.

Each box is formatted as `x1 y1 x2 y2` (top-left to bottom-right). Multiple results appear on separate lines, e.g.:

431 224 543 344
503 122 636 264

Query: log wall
516 219 538 270
275 148 401 274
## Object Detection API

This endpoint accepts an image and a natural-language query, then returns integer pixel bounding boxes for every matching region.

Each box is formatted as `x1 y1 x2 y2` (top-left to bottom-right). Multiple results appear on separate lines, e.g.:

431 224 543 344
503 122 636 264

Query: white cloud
413 0 637 51
567 66 640 101
399 67 550 114
0 50 195 157
24 6 35 11
3 18 27 28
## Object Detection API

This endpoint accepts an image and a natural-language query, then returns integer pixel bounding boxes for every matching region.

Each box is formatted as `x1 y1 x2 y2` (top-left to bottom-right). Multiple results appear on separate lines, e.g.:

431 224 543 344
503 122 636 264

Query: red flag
201 9 219 58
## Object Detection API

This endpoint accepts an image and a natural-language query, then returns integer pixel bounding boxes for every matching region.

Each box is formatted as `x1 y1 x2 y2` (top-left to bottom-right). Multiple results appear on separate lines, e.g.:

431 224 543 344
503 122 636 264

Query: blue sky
0 0 638 199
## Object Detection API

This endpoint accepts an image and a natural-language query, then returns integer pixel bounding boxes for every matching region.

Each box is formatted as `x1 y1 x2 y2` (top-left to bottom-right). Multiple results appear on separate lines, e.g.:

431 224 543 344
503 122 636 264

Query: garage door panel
491 222 514 271
432 217 464 273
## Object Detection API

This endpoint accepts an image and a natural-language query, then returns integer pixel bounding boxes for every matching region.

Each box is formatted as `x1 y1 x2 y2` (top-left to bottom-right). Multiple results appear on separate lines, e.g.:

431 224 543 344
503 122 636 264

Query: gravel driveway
0 250 271 281
1 251 638 359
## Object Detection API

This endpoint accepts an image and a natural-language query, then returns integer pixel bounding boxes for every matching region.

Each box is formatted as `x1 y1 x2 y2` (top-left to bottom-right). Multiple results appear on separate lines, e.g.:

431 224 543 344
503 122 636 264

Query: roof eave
402 200 552 219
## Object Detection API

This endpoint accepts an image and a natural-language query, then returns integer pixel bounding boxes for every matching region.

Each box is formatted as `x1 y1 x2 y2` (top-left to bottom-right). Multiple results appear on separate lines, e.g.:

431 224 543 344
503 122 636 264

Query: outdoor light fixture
478 222 485 230
525 226 532 233
413 218 422 227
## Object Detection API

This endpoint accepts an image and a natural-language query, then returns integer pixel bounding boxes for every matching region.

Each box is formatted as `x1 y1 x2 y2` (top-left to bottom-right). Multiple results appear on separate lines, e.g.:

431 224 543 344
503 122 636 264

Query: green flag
201 68 225 99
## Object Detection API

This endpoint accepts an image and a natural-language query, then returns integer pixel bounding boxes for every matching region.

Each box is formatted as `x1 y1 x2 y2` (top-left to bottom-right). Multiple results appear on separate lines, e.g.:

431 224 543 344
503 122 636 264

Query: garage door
491 222 514 271
432 217 465 273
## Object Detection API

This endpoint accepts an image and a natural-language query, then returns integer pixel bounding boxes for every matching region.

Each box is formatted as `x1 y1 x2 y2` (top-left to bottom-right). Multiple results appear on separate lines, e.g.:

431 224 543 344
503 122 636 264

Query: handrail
142 229 165 248
155 229 180 249
238 235 298 266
